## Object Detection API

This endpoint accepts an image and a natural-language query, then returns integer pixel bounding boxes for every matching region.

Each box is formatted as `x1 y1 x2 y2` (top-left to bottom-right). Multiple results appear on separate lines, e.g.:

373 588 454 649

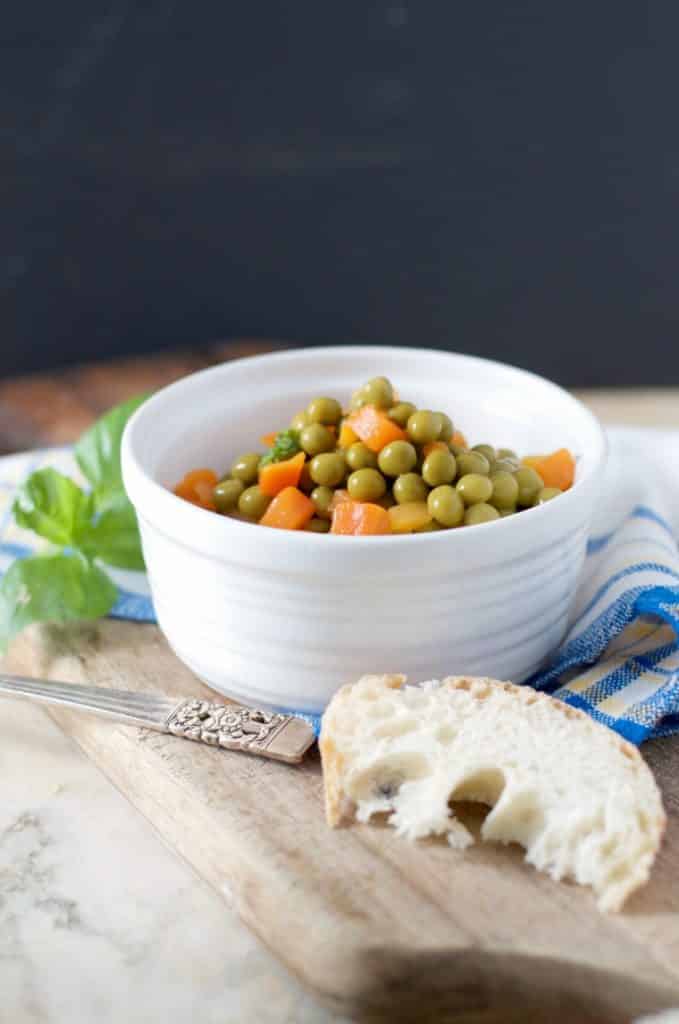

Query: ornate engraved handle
165 699 316 764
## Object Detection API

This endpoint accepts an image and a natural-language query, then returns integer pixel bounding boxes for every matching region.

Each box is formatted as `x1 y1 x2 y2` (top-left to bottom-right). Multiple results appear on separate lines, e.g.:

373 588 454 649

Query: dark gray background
2 3 678 385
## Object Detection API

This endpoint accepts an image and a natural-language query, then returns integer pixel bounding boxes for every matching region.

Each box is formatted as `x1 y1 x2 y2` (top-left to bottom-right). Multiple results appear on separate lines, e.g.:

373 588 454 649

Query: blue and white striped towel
1 428 678 744
530 427 679 743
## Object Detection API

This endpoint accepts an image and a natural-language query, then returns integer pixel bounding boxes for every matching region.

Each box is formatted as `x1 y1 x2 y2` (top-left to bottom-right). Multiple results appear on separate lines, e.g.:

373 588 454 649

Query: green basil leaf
0 553 118 653
13 468 92 547
74 393 149 510
79 499 145 571
260 429 302 466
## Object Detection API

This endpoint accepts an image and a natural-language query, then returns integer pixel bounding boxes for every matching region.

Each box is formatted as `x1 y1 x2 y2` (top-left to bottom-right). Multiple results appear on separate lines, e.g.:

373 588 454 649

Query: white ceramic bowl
122 346 606 714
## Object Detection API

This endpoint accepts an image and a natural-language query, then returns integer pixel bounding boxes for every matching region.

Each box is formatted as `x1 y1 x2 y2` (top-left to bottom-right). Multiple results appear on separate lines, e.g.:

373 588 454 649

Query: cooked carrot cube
338 421 359 447
330 499 392 535
388 501 432 533
346 405 408 453
328 489 350 512
173 480 195 501
181 468 218 489
258 451 306 497
422 441 449 458
522 449 575 491
193 480 217 507
259 486 315 530
174 468 218 510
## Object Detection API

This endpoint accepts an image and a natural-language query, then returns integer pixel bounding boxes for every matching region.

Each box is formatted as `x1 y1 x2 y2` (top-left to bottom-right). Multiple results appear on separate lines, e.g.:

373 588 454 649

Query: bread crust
320 676 404 827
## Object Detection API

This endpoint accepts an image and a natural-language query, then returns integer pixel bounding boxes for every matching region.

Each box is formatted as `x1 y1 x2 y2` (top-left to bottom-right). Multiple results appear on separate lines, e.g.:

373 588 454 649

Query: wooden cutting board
6 620 679 1024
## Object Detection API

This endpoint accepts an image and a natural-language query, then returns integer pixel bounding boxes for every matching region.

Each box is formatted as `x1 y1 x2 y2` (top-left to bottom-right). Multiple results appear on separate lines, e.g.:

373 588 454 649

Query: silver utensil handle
0 674 316 764
165 699 316 764
0 673 175 727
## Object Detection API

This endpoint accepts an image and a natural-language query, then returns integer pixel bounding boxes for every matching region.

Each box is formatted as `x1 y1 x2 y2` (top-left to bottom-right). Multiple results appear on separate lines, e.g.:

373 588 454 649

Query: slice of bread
319 674 666 912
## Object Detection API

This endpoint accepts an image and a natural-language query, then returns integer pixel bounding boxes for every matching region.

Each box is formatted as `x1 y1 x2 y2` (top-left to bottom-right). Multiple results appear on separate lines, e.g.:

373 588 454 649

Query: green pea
311 485 334 519
427 485 464 527
378 440 417 477
349 389 368 411
499 507 517 517
347 468 387 502
472 444 496 463
305 517 330 533
310 452 346 488
407 410 440 445
430 413 444 438
449 442 466 457
388 402 417 427
238 485 272 520
464 502 500 526
298 461 314 493
300 423 335 456
345 442 378 471
497 448 518 462
489 470 519 510
491 457 520 474
290 410 309 432
415 519 444 532
361 376 394 408
436 412 454 443
231 453 261 485
422 449 457 487
213 478 244 513
306 397 343 425
393 473 429 504
455 451 490 477
456 473 493 506
514 467 544 507
537 487 563 503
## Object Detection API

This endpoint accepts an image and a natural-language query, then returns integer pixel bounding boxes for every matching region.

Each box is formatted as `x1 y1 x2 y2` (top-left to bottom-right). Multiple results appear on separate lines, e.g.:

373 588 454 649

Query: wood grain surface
5 620 679 1024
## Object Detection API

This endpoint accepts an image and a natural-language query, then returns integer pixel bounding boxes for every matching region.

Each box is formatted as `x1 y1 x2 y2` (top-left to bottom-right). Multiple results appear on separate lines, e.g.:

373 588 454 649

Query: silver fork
0 673 316 764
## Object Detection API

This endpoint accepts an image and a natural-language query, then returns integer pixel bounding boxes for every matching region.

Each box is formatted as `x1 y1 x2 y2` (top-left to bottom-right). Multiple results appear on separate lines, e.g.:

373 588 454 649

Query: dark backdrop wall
3 3 679 385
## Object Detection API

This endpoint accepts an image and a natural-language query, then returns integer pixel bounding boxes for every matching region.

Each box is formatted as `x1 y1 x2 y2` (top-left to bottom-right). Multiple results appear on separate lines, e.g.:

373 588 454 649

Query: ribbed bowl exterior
123 347 606 714
140 518 590 712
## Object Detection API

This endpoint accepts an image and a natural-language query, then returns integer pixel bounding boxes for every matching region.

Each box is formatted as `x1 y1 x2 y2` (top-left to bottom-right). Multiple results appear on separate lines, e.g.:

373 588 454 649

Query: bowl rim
122 345 608 548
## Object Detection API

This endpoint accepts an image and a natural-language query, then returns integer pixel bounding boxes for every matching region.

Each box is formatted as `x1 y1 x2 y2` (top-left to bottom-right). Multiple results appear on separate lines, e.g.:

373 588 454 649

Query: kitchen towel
1 428 678 743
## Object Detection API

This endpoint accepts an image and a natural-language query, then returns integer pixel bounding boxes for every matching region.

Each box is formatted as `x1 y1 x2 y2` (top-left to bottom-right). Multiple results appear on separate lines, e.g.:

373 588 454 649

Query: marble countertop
0 699 349 1024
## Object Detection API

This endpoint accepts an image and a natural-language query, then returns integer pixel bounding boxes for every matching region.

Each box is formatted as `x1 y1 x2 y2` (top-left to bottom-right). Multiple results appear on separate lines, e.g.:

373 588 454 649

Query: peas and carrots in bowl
172 376 576 535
